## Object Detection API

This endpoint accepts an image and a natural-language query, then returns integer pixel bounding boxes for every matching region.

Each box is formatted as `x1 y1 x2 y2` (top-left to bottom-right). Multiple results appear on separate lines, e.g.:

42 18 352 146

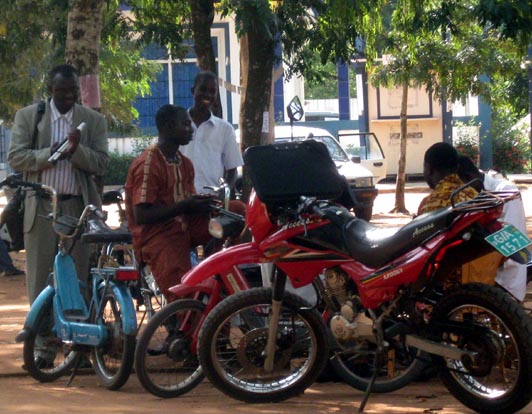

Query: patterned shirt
417 173 477 215
40 99 80 195
125 144 195 252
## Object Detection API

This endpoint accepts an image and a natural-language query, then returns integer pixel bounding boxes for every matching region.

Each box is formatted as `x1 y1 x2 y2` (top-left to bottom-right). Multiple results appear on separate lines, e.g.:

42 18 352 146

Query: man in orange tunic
125 105 214 301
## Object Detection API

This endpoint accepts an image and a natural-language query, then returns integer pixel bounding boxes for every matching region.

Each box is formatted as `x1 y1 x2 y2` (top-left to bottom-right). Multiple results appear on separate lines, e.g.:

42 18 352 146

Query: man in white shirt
458 155 528 301
181 70 243 196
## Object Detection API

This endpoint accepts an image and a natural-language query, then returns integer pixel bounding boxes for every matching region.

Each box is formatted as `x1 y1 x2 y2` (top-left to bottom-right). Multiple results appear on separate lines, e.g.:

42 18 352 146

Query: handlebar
203 178 231 210
0 174 105 239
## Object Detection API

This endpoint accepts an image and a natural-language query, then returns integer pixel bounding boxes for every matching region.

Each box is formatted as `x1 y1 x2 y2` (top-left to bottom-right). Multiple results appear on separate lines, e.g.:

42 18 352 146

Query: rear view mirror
287 96 304 122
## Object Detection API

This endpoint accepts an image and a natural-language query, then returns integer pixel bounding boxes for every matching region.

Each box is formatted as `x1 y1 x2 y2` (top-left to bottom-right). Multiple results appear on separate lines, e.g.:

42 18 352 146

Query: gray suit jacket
7 100 109 232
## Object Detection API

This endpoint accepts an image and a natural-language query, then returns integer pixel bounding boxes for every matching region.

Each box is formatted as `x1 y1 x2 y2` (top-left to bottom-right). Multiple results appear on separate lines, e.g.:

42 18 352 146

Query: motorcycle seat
81 219 132 244
344 207 453 268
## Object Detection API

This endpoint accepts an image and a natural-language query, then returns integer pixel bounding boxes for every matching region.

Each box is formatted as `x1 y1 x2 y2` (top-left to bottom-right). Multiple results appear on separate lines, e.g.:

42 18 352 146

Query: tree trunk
189 0 222 117
65 0 104 112
238 26 275 200
392 83 409 214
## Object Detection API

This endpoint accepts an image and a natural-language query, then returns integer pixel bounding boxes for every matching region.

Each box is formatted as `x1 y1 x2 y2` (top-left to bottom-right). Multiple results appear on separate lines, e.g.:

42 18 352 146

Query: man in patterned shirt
125 105 214 301
417 142 477 215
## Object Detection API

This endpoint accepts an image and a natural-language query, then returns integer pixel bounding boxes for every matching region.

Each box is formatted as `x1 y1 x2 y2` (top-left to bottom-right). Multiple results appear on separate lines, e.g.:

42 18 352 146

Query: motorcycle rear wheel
91 287 136 390
135 299 205 398
431 283 532 414
198 287 328 403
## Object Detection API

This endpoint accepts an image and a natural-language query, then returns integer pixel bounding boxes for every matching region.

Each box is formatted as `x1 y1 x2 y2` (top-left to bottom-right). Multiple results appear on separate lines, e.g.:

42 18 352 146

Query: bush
102 136 155 186
491 119 530 174
453 121 480 164
103 150 135 186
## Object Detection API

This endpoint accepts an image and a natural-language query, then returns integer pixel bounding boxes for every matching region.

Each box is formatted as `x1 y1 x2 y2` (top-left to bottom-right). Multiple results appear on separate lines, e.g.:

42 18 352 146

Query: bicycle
10 175 137 390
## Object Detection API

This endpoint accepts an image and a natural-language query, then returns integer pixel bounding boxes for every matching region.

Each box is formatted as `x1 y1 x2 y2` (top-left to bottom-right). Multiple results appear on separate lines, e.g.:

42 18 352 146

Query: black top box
243 140 346 204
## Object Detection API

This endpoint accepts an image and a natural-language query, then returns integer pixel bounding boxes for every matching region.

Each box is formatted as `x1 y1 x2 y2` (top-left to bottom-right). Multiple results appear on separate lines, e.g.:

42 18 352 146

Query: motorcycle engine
323 267 374 346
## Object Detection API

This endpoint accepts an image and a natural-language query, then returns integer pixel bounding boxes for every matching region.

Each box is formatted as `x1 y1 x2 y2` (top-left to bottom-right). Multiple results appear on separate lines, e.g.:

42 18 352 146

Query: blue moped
8 175 137 390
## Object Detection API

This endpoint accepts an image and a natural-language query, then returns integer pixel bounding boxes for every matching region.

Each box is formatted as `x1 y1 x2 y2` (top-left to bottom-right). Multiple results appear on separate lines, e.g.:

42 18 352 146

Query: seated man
418 142 477 215
125 105 215 301
457 155 527 301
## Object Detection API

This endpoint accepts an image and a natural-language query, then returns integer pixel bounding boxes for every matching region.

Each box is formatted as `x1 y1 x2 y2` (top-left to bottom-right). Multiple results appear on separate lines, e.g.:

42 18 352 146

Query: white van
237 125 378 221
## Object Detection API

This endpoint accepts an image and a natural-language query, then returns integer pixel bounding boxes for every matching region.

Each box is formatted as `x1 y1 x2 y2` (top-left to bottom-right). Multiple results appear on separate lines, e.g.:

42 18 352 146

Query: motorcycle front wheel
23 299 78 382
431 283 532 414
91 287 136 390
198 287 328 403
135 299 205 398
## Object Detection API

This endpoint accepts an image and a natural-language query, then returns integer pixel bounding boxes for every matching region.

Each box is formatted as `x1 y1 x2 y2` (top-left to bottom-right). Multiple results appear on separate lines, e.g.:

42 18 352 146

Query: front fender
181 242 262 287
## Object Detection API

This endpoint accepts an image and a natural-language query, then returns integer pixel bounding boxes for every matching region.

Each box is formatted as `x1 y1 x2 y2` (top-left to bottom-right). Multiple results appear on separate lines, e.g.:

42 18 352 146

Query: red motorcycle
191 140 532 414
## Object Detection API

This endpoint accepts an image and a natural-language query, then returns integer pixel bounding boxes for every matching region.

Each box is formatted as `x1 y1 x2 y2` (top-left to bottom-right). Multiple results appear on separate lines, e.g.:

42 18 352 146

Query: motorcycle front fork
264 269 287 372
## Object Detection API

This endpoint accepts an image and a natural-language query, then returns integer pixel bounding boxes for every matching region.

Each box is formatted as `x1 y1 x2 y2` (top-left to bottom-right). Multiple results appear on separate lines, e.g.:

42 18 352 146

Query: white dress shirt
181 112 243 194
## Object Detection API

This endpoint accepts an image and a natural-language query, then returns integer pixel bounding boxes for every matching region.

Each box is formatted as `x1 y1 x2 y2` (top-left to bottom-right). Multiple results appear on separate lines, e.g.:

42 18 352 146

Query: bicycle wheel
135 299 205 398
23 299 78 382
198 287 328 403
91 286 136 390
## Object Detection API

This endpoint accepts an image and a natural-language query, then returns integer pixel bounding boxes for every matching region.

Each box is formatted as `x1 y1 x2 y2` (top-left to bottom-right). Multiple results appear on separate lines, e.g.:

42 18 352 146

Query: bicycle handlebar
0 174 105 239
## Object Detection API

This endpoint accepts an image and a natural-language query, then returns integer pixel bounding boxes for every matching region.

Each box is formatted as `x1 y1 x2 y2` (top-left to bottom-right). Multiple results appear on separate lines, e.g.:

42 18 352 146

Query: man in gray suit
8 64 109 304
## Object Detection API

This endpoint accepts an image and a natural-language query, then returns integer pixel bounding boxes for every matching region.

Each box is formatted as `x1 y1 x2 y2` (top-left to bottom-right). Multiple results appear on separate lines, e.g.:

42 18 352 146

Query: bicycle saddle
82 219 132 244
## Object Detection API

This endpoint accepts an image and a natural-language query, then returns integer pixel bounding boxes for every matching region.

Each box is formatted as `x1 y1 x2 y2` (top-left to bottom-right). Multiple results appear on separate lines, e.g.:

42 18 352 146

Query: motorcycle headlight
208 215 245 239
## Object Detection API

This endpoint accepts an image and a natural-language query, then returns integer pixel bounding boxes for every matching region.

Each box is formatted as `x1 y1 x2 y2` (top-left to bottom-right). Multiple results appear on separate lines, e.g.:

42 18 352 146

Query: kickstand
359 315 386 412
358 349 379 412
66 352 82 387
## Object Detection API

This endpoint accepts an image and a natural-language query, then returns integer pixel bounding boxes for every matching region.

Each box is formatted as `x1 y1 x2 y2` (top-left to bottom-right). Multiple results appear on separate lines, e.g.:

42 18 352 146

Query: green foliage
103 150 134 186
305 56 357 99
0 0 162 132
491 111 530 174
453 120 480 163
127 0 192 59
103 135 155 185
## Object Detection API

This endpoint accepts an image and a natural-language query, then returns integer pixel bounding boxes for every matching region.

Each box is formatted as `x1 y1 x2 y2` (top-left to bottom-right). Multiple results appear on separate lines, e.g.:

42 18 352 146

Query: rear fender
181 242 262 287
110 283 137 335
15 286 55 342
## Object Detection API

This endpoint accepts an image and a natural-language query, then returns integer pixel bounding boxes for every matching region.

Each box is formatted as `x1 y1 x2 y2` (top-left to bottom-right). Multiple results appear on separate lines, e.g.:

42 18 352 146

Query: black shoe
2 268 25 277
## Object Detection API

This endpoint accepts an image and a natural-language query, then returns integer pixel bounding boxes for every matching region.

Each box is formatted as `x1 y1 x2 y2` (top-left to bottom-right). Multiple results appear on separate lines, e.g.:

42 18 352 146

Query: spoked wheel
91 287 135 390
23 299 78 382
431 283 532 414
329 337 428 392
134 299 205 398
198 287 328 403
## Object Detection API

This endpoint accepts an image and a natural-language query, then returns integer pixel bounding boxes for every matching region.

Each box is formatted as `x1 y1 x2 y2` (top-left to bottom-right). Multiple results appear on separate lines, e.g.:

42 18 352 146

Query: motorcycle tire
431 283 532 414
91 286 136 390
23 298 78 382
135 299 206 398
198 287 328 403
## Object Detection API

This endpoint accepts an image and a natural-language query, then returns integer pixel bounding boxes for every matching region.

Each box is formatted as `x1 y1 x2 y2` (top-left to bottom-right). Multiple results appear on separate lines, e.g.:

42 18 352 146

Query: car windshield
276 136 348 162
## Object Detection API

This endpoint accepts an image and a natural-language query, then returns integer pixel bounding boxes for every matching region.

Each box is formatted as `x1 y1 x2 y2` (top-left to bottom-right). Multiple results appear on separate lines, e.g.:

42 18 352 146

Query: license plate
484 224 532 257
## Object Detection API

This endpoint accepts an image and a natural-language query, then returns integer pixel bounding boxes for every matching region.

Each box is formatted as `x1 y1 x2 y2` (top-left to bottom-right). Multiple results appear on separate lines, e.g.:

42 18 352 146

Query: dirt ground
1 184 532 413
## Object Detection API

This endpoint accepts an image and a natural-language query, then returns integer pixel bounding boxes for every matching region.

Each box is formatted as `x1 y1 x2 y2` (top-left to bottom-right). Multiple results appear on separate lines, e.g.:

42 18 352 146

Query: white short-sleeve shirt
181 112 243 193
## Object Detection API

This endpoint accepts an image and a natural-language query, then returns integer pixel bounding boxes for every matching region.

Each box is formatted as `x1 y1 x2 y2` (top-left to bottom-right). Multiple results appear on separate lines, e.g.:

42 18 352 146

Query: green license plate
484 224 532 257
